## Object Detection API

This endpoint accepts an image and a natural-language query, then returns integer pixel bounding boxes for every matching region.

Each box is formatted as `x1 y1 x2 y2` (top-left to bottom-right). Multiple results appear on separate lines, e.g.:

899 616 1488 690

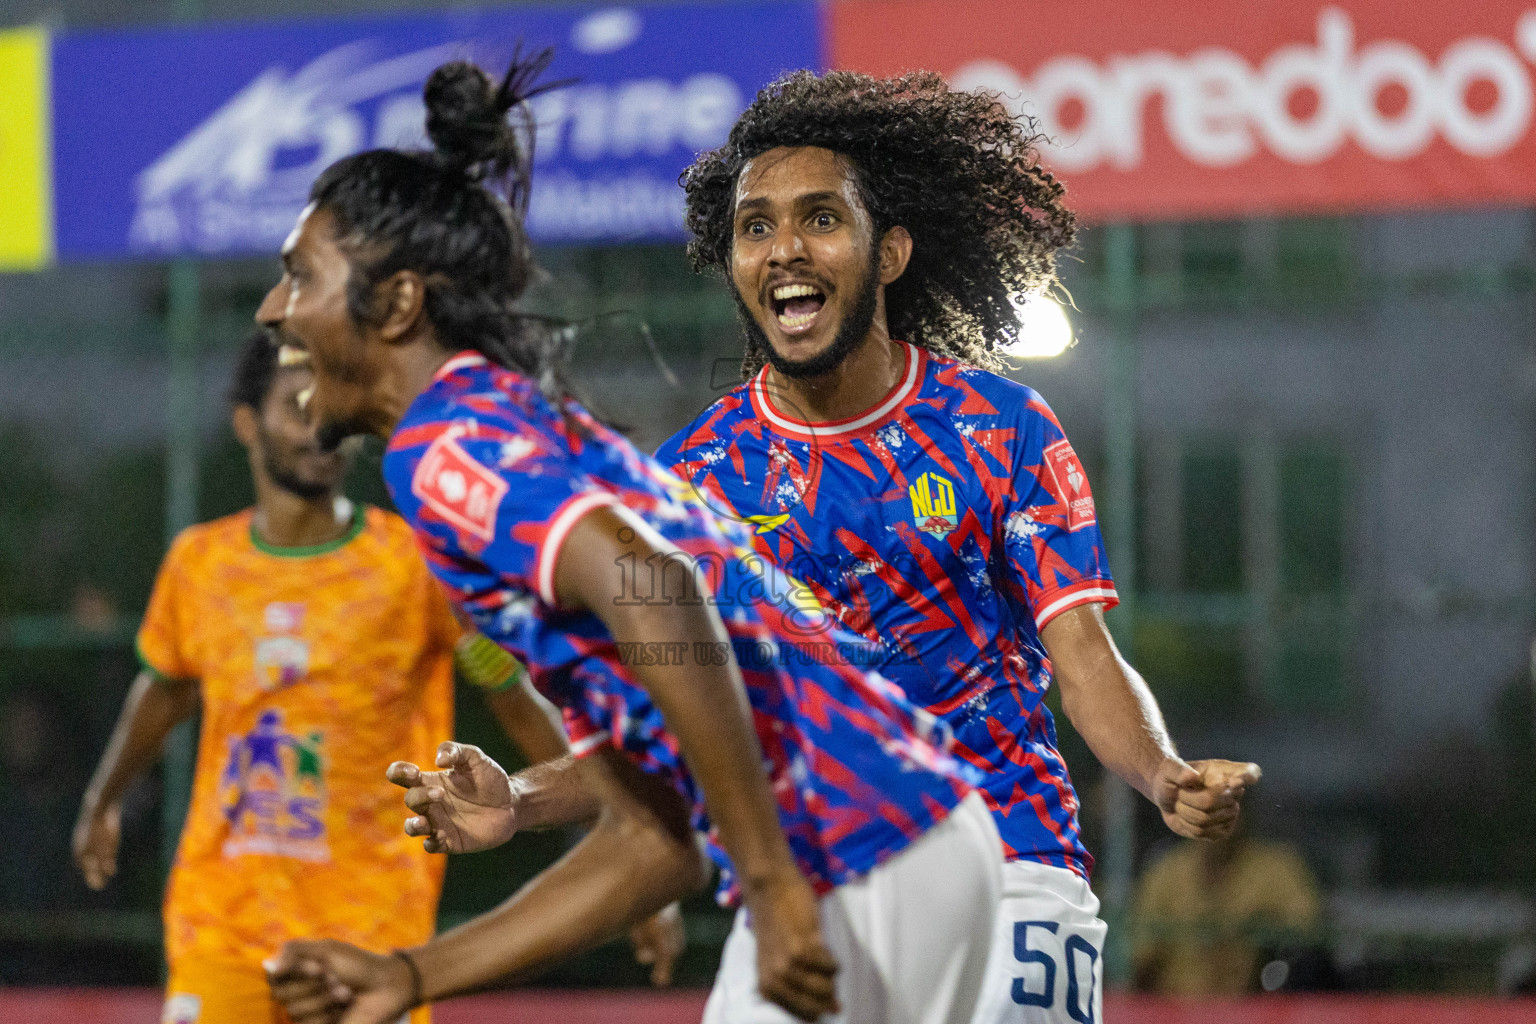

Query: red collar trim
432 350 489 383
750 342 923 443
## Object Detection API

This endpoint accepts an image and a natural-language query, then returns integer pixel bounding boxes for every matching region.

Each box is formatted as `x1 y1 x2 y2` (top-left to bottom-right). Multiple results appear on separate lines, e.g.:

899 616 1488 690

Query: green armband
455 633 527 691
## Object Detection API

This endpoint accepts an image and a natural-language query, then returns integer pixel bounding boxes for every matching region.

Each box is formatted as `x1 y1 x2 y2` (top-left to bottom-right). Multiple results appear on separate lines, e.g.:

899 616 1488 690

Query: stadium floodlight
1006 293 1074 359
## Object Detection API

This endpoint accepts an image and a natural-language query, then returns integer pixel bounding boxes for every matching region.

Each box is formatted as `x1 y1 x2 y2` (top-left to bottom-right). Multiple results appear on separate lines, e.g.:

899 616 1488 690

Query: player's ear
232 402 259 450
878 226 912 286
375 270 427 345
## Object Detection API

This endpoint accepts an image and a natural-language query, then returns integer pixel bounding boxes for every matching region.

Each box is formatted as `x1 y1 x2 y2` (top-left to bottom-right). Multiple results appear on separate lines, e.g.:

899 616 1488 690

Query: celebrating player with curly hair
683 69 1075 381
658 69 1261 1024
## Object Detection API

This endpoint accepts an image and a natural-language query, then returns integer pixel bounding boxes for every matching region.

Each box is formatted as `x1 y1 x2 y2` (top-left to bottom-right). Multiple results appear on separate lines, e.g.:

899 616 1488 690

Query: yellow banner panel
0 28 53 271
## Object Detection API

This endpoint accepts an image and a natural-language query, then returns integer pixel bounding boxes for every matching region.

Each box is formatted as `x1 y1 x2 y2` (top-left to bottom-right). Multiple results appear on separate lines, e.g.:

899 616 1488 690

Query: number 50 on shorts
1011 920 1099 1023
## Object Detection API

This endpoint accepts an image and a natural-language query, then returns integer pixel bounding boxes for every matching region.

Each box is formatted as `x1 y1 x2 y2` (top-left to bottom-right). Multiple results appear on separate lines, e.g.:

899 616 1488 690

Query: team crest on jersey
218 710 329 862
1042 439 1097 532
162 994 201 1024
909 472 960 537
255 635 309 691
264 601 304 632
255 602 309 691
413 432 509 543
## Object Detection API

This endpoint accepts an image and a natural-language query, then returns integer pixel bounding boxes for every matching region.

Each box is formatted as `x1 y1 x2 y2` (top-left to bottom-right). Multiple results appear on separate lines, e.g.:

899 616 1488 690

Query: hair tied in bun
423 47 574 211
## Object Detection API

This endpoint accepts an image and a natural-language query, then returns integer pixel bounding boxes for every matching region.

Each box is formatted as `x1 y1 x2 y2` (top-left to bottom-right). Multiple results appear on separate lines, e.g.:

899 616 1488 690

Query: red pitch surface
4 989 1535 1022
0 988 711 1022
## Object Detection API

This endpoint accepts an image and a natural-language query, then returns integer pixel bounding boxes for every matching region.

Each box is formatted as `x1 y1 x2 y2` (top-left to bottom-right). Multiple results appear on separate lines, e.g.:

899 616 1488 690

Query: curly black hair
683 69 1075 379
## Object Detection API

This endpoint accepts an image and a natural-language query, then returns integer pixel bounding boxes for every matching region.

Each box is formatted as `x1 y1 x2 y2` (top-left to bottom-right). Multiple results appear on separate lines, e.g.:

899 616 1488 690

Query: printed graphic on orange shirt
255 601 309 692
219 710 329 862
909 471 959 537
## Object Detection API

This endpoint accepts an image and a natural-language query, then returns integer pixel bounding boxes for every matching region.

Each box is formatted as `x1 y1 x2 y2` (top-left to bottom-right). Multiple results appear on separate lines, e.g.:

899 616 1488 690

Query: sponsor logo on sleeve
1042 439 1097 532
412 433 510 543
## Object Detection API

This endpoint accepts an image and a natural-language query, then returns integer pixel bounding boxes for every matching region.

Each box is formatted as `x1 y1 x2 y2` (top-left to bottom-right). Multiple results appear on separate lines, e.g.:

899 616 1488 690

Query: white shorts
970 860 1107 1024
703 791 1002 1024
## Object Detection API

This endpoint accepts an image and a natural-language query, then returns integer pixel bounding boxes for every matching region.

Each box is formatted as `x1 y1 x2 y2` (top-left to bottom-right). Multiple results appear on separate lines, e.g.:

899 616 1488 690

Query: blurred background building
3 0 1536 1013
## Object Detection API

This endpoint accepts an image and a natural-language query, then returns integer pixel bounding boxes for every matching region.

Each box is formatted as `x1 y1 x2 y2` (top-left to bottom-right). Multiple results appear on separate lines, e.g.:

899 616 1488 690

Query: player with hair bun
262 57 1002 1024
658 69 1262 1024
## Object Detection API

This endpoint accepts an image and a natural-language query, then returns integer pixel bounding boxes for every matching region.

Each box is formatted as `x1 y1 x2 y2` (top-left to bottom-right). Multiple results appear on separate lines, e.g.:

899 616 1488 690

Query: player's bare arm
434 635 687 984
73 670 199 890
452 610 569 764
269 744 705 1024
393 732 686 986
387 743 598 853
1042 603 1260 840
480 680 567 762
552 503 839 1021
457 627 685 982
435 635 583 845
446 641 584 843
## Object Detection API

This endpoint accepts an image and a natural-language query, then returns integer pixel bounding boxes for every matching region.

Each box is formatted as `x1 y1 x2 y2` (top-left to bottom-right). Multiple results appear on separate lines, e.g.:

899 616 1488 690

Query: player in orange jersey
72 333 682 1024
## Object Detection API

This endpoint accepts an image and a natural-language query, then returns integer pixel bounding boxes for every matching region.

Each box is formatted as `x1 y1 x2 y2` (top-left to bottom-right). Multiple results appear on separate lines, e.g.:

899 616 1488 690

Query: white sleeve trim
535 490 621 607
568 730 612 757
1034 586 1119 631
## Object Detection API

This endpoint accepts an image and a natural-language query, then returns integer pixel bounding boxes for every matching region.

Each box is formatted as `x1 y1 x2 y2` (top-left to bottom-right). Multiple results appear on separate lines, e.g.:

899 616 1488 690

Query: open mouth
770 283 827 335
277 344 310 368
277 345 317 411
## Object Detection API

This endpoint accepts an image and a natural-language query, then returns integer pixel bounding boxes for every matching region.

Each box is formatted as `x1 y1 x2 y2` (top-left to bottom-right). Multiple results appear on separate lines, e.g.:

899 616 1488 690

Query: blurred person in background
72 332 681 1024
70 581 120 635
2 688 74 911
1131 815 1321 996
660 69 1261 1024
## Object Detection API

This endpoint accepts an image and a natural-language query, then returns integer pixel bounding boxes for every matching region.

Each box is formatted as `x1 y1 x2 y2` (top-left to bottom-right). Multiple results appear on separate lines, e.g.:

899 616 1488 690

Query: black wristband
392 948 424 1008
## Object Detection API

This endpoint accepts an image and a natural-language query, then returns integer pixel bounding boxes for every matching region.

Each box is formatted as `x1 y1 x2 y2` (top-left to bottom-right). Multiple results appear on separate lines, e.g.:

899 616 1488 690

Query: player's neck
253 488 354 550
764 325 905 425
373 337 461 438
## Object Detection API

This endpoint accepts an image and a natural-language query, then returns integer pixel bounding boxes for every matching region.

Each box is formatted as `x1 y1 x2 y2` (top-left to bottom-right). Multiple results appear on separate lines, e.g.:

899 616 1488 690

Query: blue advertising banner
50 2 818 260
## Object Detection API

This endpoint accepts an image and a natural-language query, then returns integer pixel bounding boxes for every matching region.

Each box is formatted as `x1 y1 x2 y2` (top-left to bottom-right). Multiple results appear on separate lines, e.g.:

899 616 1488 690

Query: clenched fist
1153 758 1261 840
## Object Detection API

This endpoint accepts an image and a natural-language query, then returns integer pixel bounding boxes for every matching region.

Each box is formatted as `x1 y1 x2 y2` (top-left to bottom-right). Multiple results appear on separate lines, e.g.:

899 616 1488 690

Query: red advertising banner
830 1 1536 220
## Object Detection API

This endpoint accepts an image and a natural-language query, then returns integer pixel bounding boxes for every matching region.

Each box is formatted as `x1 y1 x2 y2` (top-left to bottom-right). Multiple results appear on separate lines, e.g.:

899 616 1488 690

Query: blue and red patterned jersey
382 352 975 903
655 341 1117 878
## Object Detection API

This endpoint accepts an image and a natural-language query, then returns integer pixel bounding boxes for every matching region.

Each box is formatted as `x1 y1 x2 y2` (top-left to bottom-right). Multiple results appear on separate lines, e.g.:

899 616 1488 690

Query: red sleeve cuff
533 490 621 607
1034 581 1119 631
567 728 613 758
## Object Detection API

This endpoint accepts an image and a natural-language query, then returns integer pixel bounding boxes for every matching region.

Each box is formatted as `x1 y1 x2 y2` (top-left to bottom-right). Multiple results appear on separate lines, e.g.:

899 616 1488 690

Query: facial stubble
734 242 882 380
